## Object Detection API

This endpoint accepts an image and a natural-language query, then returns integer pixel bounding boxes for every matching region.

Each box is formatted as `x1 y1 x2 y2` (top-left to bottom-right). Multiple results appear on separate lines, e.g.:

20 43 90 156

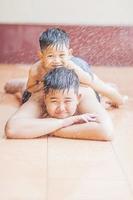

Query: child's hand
62 60 77 70
73 113 99 124
63 113 99 127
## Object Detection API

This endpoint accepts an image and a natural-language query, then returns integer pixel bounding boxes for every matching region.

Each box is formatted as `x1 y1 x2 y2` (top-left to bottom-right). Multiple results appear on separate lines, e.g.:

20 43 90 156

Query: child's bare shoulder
29 61 42 77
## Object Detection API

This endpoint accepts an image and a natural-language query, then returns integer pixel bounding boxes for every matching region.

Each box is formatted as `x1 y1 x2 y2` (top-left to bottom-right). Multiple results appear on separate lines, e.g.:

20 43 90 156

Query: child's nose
57 103 66 112
53 57 61 64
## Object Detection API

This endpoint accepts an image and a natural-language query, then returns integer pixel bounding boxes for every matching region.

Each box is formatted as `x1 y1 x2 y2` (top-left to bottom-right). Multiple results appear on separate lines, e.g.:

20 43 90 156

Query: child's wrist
62 117 74 127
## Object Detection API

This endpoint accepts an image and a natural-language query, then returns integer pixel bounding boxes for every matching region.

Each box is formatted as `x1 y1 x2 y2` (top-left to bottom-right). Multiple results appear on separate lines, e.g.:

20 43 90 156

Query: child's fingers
80 113 98 123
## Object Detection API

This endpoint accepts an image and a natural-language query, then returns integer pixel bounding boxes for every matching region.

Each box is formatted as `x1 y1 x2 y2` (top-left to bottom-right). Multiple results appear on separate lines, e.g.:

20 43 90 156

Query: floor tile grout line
111 142 133 196
46 136 49 200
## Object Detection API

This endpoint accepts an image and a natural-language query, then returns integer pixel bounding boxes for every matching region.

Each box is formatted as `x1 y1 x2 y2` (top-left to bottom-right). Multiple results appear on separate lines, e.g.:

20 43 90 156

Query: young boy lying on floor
5 67 113 141
4 28 127 107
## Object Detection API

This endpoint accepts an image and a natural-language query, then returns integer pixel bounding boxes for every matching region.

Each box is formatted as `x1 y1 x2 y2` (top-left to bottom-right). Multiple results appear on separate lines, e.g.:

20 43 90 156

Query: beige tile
0 139 47 200
112 135 133 192
10 64 29 78
110 101 133 139
0 93 20 106
0 68 13 92
0 92 4 102
0 64 29 92
0 94 20 138
48 178 133 200
48 137 124 180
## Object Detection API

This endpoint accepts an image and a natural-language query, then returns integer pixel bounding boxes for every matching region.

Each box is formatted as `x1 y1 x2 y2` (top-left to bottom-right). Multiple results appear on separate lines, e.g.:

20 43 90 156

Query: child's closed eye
51 100 57 103
65 100 72 103
47 54 54 58
60 54 66 58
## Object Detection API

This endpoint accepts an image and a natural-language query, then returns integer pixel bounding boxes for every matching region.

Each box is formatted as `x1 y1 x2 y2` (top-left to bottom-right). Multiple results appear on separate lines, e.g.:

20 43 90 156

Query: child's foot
106 95 128 108
106 83 128 108
4 79 26 94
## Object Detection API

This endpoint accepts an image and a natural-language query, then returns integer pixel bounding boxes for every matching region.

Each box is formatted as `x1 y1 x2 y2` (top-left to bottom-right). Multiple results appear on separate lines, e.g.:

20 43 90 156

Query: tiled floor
0 64 133 200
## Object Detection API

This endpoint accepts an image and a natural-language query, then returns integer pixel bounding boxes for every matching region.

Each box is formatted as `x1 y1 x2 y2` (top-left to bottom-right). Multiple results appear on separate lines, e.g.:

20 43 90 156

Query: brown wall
0 24 133 66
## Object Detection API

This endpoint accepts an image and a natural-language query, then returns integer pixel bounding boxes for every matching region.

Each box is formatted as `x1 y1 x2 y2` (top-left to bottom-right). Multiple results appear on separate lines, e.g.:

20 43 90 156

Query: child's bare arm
25 61 46 93
63 60 92 85
5 98 98 139
53 90 113 141
5 97 67 139
26 66 39 93
53 121 112 141
63 60 126 107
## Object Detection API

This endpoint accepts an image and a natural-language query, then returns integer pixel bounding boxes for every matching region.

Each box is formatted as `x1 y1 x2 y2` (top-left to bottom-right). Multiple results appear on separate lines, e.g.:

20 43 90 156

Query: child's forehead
45 44 69 52
47 89 77 97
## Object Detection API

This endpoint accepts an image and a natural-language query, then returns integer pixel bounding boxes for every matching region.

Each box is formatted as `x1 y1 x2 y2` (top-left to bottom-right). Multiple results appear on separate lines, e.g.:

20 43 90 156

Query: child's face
40 44 72 71
44 89 80 119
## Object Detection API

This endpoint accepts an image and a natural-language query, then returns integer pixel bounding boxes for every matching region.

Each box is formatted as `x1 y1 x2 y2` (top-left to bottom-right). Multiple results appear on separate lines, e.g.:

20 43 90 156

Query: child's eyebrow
50 97 72 100
65 97 72 99
50 97 57 99
47 52 54 55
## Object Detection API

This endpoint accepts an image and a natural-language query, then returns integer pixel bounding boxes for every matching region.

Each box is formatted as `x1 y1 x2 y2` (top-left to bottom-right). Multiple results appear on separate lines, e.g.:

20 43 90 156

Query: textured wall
0 24 133 66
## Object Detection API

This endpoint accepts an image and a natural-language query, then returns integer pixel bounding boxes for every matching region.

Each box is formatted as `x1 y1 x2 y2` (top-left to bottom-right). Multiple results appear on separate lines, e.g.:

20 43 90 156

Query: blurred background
0 0 133 66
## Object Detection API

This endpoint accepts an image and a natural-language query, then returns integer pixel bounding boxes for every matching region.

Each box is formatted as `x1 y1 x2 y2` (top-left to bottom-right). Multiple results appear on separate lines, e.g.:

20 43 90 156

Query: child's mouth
55 112 68 118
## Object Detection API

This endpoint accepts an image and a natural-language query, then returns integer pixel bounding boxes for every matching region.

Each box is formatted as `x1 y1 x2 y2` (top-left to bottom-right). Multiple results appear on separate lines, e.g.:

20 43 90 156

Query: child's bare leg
4 78 28 102
92 74 128 107
4 78 27 94
101 82 128 108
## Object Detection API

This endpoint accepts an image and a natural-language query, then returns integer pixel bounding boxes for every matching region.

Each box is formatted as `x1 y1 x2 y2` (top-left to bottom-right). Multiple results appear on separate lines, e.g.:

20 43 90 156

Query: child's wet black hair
43 67 79 95
39 28 70 51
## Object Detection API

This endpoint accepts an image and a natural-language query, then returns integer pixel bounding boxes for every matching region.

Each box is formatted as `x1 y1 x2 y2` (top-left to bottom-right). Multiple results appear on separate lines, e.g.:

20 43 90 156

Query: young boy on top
5 27 127 107
5 67 113 140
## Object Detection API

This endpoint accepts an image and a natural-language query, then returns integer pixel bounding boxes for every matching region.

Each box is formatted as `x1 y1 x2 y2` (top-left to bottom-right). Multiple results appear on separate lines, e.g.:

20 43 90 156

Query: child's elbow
102 123 114 141
5 120 17 139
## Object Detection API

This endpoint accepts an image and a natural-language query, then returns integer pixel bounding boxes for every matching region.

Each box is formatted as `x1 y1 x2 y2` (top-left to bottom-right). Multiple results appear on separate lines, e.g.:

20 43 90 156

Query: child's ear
77 94 82 104
38 51 44 60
